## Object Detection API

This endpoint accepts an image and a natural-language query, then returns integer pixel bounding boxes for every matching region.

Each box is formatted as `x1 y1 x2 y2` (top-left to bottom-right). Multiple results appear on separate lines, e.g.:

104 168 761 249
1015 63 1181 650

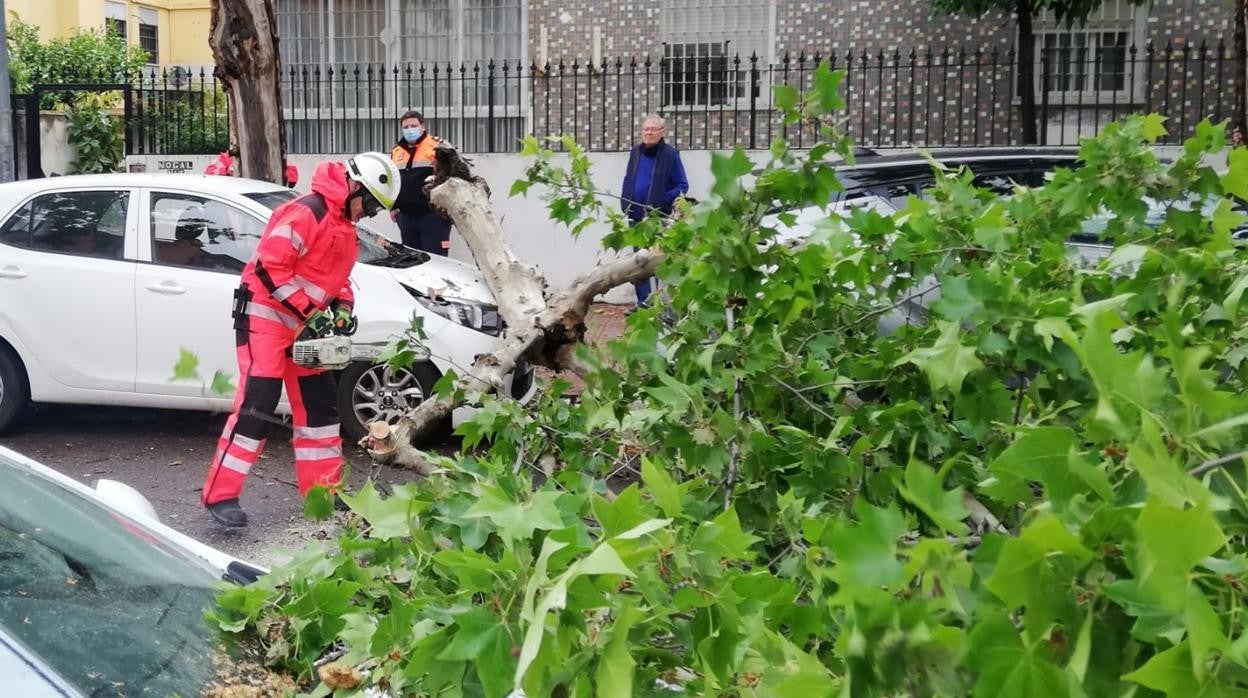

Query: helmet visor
358 188 384 218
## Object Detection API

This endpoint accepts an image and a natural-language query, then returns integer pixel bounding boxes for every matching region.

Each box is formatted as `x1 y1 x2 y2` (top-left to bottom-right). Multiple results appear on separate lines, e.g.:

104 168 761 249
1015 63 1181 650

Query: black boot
206 498 248 528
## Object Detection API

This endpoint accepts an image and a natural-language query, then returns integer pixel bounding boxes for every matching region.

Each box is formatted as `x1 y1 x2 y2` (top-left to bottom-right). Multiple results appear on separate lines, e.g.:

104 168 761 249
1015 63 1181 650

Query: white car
0 444 275 695
0 173 534 441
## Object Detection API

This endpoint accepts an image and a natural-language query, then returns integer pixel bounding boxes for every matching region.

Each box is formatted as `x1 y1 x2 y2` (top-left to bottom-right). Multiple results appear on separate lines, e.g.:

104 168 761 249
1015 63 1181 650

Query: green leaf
1122 641 1242 696
594 601 641 698
691 507 759 561
439 606 506 661
1224 272 1248 322
341 481 417 540
828 502 907 603
812 62 845 112
641 457 682 519
1034 316 1073 352
896 320 984 394
1131 497 1226 612
1140 113 1169 142
985 515 1092 637
774 84 799 114
895 459 968 534
463 489 565 544
209 370 235 396
931 275 984 322
1211 198 1248 238
968 610 1077 698
1068 611 1094 682
509 178 532 197
1187 581 1229 680
1224 148 1248 201
614 518 671 540
302 484 334 521
989 426 1112 510
171 348 200 382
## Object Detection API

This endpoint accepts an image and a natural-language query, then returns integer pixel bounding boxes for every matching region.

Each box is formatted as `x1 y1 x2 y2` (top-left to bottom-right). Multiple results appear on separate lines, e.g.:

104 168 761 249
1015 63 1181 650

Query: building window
105 1 127 41
276 0 521 67
275 0 524 152
138 8 159 64
1033 0 1140 97
663 41 738 107
659 0 773 108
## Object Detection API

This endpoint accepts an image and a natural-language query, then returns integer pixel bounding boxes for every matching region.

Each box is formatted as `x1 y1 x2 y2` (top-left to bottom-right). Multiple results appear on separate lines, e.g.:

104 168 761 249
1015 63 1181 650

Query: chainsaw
291 335 393 370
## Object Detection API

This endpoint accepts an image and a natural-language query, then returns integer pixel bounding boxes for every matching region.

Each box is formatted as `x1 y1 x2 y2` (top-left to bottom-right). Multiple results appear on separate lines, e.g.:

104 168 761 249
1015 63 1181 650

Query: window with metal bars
658 0 773 108
662 42 741 107
105 2 126 42
275 0 524 153
1031 0 1139 97
138 8 159 65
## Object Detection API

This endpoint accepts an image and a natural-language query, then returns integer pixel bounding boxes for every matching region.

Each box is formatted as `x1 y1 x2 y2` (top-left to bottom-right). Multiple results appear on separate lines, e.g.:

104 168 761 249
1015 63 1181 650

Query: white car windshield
244 190 428 268
0 456 235 694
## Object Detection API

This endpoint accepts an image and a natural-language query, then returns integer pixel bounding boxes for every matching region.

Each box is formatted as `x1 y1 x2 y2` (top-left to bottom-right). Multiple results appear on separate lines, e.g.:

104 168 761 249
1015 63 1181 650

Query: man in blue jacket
621 114 689 308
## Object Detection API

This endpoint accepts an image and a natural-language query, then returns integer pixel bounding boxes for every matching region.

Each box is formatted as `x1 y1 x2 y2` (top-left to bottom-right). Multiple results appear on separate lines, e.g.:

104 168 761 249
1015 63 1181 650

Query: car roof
842 147 1081 173
0 173 290 197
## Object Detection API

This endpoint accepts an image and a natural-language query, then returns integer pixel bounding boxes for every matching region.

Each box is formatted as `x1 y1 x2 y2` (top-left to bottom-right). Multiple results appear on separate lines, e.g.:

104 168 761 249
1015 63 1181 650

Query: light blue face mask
403 127 424 143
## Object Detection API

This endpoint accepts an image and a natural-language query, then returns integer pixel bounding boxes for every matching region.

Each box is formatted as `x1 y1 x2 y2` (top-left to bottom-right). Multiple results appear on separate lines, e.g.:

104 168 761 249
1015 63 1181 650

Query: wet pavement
0 303 631 569
0 403 435 567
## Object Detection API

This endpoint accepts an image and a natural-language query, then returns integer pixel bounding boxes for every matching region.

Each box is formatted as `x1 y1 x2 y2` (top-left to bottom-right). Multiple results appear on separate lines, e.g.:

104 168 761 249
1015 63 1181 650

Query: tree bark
1015 0 1039 145
361 146 663 466
1237 0 1247 136
209 0 286 184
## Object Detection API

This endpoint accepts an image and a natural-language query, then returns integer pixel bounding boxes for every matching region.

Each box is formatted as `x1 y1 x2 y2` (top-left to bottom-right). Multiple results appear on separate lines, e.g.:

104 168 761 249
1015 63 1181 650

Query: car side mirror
94 479 160 522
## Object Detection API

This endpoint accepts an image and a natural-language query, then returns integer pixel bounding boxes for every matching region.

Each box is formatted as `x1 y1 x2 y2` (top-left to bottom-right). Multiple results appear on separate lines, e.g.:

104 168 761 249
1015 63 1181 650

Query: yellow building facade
7 0 213 66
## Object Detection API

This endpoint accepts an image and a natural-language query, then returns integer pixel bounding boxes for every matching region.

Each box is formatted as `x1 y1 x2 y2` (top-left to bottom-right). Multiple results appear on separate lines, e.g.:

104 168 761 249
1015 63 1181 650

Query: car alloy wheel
351 364 426 429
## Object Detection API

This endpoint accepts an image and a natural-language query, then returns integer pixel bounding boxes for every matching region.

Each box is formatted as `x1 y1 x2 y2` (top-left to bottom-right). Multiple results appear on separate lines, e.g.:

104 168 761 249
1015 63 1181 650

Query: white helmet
346 151 402 210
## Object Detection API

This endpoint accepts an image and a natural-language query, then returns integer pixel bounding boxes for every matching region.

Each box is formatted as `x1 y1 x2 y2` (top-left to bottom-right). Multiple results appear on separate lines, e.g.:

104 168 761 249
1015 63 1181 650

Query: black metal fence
20 40 1244 157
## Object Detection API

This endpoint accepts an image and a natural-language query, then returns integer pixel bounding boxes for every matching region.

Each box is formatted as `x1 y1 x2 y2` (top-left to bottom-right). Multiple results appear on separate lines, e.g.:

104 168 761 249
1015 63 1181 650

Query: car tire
337 360 449 446
0 344 30 434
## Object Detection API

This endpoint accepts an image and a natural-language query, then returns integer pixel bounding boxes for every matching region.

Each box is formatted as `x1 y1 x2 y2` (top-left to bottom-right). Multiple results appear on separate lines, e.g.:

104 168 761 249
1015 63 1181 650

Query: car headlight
405 286 503 336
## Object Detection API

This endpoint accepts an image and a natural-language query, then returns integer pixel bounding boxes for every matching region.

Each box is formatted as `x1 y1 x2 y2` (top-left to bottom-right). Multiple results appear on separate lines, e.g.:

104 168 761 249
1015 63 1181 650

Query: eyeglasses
642 127 665 133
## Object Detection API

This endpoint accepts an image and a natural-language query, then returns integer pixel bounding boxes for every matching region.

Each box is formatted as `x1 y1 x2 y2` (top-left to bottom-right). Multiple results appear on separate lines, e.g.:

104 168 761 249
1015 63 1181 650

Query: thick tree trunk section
361 151 663 465
210 0 286 184
363 247 663 467
1016 0 1039 145
1237 0 1247 136
427 173 548 331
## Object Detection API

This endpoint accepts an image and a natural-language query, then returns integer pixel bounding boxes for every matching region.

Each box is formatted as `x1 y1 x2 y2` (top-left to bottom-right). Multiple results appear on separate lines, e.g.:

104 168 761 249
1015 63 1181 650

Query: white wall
125 150 772 303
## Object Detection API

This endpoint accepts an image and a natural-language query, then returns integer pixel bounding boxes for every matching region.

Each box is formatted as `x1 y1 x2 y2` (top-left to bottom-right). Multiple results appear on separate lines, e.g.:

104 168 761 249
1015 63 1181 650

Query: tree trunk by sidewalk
1237 0 1247 135
209 0 286 184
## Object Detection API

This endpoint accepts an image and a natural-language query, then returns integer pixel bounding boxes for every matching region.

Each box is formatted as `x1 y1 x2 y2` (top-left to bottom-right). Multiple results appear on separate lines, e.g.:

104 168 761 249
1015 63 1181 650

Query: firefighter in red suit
201 152 401 527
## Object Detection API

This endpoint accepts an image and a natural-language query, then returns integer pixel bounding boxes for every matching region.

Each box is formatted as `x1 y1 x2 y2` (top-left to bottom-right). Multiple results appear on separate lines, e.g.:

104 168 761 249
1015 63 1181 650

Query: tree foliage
6 16 148 97
212 67 1248 697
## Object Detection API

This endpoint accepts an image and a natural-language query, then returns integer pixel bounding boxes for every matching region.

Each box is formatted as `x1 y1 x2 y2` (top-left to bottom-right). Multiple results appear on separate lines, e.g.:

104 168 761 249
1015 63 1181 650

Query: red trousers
201 301 343 505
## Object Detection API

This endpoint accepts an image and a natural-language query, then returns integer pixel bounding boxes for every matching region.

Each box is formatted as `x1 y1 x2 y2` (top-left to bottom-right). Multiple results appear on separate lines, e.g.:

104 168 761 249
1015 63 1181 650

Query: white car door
0 187 138 392
133 189 267 400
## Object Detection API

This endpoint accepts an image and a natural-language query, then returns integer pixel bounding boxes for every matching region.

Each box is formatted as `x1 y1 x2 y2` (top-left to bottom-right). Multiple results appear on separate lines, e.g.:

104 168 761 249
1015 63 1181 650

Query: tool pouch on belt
231 286 252 331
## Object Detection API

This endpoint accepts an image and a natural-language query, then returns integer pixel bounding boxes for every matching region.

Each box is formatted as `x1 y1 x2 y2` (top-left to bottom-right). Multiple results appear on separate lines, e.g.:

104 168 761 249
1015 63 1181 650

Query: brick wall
518 0 1238 150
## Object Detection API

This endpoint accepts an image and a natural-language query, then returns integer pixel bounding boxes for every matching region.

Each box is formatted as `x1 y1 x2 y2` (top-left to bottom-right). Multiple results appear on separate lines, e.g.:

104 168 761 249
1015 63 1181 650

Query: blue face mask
403 127 424 143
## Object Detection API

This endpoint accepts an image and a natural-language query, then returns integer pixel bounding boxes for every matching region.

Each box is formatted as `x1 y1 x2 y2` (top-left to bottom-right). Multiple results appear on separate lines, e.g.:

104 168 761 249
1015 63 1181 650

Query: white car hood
377 254 497 305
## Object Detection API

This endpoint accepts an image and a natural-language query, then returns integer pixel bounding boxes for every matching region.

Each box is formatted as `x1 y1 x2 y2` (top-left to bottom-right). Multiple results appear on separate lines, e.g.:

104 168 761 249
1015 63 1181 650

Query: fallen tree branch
1190 450 1248 478
363 144 666 466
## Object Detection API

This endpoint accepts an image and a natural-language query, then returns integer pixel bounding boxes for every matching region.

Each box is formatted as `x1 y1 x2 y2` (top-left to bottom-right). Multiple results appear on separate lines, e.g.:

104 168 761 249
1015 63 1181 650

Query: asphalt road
0 402 436 568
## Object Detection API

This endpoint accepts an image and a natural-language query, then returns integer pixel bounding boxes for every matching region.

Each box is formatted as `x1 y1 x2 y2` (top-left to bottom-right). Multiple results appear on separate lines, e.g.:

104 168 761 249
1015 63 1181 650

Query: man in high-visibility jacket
201 152 401 528
389 110 453 255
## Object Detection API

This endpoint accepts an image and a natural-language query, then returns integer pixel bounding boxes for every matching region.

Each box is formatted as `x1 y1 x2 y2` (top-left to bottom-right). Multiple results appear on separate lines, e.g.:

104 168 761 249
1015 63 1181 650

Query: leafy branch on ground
212 64 1248 697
